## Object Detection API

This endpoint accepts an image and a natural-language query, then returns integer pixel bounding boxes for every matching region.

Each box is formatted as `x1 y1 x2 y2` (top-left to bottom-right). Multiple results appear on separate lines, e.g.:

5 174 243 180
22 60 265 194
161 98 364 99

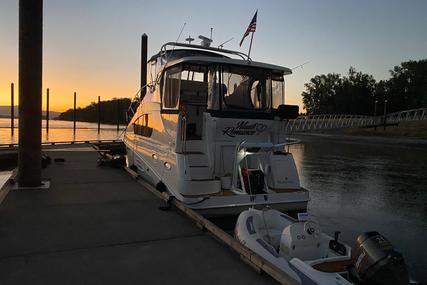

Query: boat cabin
125 42 304 204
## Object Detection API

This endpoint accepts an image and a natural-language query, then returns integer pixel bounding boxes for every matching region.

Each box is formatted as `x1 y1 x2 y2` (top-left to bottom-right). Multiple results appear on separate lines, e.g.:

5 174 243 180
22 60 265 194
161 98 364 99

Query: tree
302 68 375 115
302 73 341 115
386 60 427 112
57 98 131 125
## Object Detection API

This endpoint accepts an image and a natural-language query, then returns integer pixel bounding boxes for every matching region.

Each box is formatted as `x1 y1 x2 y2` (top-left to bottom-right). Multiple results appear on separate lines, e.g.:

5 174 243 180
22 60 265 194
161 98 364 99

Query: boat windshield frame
159 57 289 118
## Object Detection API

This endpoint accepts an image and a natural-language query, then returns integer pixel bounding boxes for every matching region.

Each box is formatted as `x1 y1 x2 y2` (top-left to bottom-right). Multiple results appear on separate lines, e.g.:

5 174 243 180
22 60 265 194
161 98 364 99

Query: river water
1 117 425 281
0 118 124 145
290 134 427 282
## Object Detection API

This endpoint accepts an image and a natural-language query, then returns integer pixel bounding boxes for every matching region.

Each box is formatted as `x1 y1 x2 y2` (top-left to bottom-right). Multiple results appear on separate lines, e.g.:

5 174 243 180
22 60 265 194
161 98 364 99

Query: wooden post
97 96 101 134
18 0 43 187
140 34 148 99
73 92 76 135
46 88 49 133
11 83 14 137
116 99 120 133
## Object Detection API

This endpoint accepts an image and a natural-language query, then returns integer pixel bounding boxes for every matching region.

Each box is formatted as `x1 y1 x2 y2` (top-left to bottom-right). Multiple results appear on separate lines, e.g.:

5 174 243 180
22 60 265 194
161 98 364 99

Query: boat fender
156 181 167 193
159 196 174 211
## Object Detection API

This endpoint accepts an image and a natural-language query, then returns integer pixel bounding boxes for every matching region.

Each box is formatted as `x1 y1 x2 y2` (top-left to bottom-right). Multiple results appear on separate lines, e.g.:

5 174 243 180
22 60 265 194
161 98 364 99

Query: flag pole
248 32 254 59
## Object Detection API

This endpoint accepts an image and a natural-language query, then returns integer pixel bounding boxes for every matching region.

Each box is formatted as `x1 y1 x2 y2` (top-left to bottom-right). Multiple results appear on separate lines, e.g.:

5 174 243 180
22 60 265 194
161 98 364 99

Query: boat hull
125 141 308 216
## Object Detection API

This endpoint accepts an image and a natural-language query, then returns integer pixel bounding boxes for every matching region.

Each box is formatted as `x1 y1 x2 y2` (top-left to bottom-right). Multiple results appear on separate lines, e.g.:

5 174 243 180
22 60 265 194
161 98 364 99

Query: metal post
140 33 148 99
46 88 49 133
116 100 120 133
248 32 254 59
18 0 43 187
383 99 388 130
374 100 378 117
11 83 14 137
374 100 378 131
97 96 101 134
73 92 76 135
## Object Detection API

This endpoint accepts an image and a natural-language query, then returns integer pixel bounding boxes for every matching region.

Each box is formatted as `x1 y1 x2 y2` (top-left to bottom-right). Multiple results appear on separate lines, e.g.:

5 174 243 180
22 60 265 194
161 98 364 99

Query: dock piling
73 92 76 135
18 0 43 187
10 83 14 137
116 99 120 133
140 34 148 99
98 96 101 134
46 88 49 133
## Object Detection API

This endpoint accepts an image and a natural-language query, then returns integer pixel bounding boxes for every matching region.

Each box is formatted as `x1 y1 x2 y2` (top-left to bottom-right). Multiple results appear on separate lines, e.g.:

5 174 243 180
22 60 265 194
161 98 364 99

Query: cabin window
162 68 181 109
272 79 285 108
162 65 208 112
134 114 153 137
212 65 272 111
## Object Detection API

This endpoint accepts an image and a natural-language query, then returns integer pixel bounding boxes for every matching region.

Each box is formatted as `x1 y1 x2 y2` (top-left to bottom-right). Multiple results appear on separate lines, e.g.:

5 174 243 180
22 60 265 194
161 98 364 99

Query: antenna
292 61 310 71
198 35 213 47
165 22 187 63
185 35 195 44
210 27 213 40
218 37 233 49
176 22 186 43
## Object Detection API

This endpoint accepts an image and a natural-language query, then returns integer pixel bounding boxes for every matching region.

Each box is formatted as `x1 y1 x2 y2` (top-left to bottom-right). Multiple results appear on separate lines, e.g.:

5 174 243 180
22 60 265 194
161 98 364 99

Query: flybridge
155 42 252 61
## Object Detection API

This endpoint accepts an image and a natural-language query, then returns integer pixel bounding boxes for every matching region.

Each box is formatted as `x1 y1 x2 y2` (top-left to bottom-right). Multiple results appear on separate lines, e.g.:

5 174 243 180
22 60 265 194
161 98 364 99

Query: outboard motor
351 231 409 285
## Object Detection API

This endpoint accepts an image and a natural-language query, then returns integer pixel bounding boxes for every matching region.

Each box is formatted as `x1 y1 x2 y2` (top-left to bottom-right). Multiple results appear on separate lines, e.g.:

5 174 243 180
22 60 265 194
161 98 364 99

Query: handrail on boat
159 42 251 62
180 114 187 153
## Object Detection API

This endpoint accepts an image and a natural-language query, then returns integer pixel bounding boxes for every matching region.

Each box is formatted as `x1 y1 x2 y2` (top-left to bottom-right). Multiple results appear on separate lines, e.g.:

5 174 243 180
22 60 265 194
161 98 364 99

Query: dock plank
0 150 276 284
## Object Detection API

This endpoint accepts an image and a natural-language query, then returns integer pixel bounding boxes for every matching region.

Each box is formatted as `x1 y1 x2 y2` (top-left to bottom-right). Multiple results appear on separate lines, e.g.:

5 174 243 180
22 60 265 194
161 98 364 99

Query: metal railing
284 107 427 132
385 108 427 124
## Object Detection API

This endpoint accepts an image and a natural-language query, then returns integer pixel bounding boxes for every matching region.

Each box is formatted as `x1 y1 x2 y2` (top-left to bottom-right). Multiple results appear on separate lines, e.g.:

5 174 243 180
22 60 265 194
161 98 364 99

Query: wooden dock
0 147 279 284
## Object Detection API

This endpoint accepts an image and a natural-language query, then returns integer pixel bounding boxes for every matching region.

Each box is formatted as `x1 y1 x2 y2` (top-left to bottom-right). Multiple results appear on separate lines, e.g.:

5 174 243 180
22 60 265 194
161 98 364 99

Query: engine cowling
351 231 409 285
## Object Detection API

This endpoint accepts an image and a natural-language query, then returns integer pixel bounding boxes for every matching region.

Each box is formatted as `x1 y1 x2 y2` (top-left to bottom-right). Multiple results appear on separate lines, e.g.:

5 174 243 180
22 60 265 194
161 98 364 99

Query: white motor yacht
124 38 309 216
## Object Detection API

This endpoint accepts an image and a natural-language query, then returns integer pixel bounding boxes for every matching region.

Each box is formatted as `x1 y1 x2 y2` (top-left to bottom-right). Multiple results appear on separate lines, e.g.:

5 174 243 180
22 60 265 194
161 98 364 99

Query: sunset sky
1 0 426 112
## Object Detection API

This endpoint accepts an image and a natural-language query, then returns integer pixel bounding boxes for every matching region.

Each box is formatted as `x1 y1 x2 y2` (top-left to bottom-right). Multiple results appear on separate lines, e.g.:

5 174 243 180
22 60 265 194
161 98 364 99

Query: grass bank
327 120 427 139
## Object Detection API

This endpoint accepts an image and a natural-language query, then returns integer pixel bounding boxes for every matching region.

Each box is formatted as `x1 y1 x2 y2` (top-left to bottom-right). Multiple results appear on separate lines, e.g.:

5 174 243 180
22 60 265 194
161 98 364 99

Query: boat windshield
208 65 284 112
161 64 285 112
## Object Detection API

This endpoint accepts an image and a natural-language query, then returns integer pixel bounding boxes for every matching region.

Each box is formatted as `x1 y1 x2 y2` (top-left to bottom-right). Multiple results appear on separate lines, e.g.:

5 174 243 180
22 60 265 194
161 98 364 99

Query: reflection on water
290 135 427 282
0 118 125 144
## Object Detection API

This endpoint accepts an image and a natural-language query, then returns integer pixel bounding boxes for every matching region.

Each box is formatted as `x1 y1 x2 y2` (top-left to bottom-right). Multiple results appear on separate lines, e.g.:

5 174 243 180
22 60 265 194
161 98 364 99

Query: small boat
235 208 415 285
124 35 309 216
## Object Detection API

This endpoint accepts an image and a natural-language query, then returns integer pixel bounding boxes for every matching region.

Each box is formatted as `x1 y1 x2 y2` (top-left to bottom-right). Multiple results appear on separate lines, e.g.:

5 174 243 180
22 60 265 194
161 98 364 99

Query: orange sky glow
1 0 426 114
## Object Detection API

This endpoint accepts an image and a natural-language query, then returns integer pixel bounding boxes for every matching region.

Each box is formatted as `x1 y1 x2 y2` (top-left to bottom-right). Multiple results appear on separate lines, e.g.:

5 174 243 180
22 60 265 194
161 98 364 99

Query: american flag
239 11 258 46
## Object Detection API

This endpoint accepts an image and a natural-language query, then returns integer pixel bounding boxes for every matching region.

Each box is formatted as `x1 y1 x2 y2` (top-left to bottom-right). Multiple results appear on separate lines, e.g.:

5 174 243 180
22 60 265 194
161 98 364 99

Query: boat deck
0 148 276 284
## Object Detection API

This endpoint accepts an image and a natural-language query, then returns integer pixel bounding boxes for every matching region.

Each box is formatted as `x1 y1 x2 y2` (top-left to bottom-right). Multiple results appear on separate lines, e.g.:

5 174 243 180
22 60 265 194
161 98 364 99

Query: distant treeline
302 59 427 115
57 98 131 125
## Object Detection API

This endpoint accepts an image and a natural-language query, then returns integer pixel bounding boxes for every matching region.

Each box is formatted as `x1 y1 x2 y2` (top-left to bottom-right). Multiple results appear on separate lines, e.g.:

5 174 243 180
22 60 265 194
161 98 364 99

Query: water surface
0 118 124 144
290 134 427 282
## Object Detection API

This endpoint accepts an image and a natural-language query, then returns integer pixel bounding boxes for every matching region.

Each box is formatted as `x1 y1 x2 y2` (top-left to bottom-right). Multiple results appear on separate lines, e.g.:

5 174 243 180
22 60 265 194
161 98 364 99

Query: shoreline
292 132 427 146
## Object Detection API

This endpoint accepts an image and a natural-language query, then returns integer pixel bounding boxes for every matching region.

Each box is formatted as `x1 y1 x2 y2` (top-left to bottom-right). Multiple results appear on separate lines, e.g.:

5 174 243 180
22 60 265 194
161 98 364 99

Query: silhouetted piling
18 0 43 187
46 88 49 133
10 83 14 136
117 100 120 132
140 34 148 99
73 92 76 135
98 96 101 134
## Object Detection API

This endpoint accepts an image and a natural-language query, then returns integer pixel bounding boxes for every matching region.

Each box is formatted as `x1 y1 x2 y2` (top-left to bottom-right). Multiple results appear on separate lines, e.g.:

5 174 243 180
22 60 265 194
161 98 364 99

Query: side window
272 80 284 108
162 68 181 110
134 114 153 137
